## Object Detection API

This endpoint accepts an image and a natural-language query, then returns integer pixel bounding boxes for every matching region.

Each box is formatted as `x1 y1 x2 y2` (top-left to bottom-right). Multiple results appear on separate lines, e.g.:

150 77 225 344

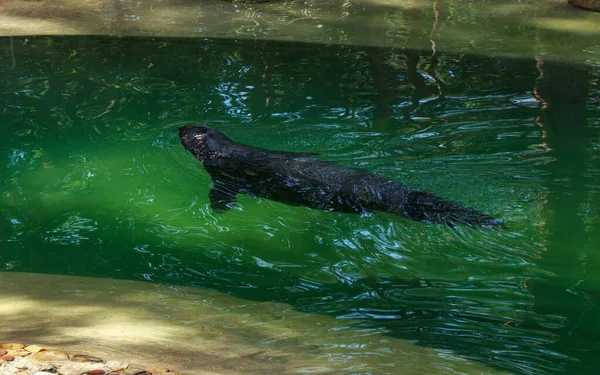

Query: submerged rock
24 345 45 354
33 350 69 361
72 354 104 363
14 349 32 357
0 343 25 350
105 360 129 370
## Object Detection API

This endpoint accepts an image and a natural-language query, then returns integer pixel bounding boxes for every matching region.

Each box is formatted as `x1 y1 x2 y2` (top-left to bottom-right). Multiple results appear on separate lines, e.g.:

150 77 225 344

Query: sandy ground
0 272 514 375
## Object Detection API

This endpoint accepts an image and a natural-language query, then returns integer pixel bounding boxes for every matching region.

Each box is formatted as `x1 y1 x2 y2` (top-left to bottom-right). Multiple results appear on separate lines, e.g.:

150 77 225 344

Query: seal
179 124 502 227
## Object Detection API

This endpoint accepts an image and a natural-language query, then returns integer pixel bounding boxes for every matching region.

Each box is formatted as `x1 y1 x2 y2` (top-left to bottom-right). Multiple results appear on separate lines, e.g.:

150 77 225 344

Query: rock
32 364 57 373
106 360 129 370
122 365 147 375
33 372 57 375
25 345 45 354
85 370 106 375
58 362 106 375
0 364 19 375
0 368 16 375
56 363 91 375
1 354 15 361
33 350 69 361
11 356 32 369
72 354 104 363
147 366 169 374
13 349 31 357
0 343 25 350
0 349 6 356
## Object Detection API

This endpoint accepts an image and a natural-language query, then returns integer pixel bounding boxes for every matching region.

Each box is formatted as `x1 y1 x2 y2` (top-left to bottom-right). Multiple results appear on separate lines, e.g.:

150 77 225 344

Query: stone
11 356 32 369
147 366 169 374
57 362 105 375
55 363 91 375
0 343 25 350
86 370 106 375
1 354 15 361
13 349 31 357
122 365 147 375
72 354 104 363
32 364 57 373
0 349 6 356
33 350 69 361
33 372 57 375
24 345 45 354
106 360 129 370
0 364 19 375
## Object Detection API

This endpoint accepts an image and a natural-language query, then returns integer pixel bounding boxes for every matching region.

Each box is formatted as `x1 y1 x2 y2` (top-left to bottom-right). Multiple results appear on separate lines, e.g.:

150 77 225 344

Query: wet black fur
179 124 501 227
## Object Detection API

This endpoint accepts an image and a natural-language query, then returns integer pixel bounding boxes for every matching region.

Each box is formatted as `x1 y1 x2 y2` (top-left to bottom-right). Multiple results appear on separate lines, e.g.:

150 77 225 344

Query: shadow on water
1 36 600 375
526 57 600 373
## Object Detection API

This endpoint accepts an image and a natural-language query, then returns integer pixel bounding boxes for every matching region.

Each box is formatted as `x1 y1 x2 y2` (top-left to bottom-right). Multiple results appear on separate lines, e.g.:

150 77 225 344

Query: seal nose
179 124 211 152
178 125 193 138
179 124 209 137
178 125 202 144
178 125 197 150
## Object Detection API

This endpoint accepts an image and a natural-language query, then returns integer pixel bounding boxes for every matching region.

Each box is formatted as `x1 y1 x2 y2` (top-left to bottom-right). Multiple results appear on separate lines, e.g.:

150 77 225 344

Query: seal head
179 124 234 163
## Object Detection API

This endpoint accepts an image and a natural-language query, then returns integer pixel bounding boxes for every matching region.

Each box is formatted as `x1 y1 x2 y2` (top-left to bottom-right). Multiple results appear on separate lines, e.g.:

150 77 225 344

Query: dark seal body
179 124 501 227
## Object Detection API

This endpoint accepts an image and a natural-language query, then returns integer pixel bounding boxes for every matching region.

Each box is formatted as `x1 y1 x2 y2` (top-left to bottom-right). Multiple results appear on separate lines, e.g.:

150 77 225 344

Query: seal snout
179 124 204 139
178 124 192 138
179 124 210 148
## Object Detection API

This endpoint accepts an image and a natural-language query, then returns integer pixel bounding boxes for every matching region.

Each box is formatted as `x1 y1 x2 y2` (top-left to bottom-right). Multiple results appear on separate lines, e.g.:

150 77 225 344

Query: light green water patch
1 35 600 375
2 126 539 285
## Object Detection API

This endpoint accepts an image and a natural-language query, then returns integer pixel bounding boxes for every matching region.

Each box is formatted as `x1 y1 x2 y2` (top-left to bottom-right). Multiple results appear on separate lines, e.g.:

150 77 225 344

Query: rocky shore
0 343 182 375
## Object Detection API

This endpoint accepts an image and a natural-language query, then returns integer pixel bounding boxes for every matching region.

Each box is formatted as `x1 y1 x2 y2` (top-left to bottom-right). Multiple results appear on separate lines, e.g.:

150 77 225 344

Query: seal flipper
209 186 238 213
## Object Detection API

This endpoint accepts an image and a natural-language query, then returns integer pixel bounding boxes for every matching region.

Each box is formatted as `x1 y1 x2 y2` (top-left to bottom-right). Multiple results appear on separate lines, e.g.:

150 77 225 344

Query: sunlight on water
1 0 600 62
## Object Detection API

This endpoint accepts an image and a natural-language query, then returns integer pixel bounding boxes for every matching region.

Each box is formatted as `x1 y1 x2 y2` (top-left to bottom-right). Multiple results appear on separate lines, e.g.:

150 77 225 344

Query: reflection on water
0 36 600 375
2 0 600 62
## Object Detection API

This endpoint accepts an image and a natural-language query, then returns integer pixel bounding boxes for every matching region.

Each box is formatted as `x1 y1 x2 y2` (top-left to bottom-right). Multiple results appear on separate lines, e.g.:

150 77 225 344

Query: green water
1 36 599 374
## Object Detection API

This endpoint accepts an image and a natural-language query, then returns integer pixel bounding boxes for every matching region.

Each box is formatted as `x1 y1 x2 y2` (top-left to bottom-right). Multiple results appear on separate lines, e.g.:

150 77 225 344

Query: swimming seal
179 124 501 227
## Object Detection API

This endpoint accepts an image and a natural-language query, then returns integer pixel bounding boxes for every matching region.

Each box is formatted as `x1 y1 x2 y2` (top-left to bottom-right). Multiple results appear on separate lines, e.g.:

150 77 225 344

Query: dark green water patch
1 36 600 375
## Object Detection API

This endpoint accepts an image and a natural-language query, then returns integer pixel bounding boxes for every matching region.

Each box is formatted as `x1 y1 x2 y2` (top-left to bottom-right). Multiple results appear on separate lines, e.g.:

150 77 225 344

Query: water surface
1 36 600 375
